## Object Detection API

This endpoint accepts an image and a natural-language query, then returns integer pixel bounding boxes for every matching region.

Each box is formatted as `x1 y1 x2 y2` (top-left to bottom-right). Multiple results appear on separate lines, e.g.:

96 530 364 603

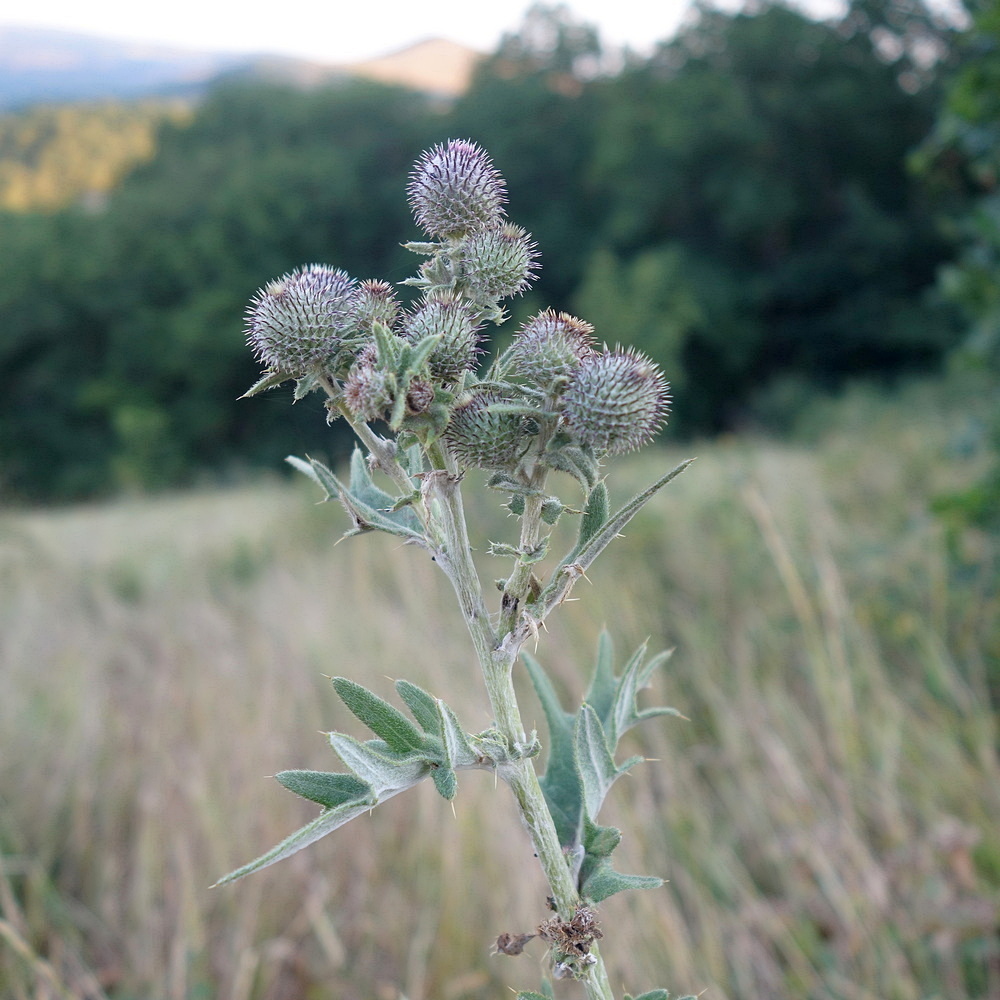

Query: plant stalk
425 444 615 1000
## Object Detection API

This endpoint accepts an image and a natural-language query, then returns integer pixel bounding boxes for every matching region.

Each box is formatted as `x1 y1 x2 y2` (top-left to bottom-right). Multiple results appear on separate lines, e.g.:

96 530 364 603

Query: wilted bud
510 310 596 389
445 393 525 470
407 139 507 239
355 279 400 332
343 346 392 422
562 347 670 455
402 295 483 383
461 224 539 300
245 265 359 373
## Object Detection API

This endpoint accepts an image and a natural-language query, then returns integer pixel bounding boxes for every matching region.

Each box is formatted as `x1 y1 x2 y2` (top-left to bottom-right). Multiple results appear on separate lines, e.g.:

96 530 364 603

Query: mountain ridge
0 25 482 108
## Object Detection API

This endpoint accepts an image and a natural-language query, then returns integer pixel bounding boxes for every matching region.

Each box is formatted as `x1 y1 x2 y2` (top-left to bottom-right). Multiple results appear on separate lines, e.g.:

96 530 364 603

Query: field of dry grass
1 379 998 1000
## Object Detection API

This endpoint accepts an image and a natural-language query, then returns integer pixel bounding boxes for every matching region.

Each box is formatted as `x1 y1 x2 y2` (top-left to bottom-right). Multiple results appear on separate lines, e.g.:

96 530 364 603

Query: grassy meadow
1 378 998 1000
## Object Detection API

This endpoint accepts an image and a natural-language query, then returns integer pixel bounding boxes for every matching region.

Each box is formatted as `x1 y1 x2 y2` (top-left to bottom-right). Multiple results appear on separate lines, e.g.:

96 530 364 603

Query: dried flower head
445 392 525 470
245 265 360 373
402 295 483 383
461 224 539 300
561 347 670 455
510 310 597 389
407 139 507 239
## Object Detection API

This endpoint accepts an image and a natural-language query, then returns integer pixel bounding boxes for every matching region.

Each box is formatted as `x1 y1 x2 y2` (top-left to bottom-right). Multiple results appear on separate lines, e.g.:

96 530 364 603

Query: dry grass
1 383 998 999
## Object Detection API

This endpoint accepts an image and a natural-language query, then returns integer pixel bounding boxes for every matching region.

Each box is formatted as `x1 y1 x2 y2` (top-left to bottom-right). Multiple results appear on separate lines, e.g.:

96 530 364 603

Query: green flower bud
510 310 596 389
245 265 359 373
445 393 525 470
355 279 400 332
461 223 539 300
561 347 670 455
343 346 392 422
402 295 482 383
407 139 507 239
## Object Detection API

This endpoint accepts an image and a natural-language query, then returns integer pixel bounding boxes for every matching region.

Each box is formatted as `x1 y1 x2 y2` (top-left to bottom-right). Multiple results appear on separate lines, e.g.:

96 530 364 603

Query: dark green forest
1 0 996 503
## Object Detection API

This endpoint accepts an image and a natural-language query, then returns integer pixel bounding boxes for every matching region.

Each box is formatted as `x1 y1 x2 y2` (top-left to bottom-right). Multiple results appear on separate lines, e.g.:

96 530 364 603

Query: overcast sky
2 0 849 64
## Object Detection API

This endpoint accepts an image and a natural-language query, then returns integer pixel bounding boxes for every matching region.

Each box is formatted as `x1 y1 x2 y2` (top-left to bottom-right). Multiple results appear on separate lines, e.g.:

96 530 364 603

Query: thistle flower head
245 264 360 373
343 346 392 422
407 139 507 239
445 392 525 470
561 347 670 455
402 294 483 384
510 310 597 389
355 279 400 333
461 224 539 300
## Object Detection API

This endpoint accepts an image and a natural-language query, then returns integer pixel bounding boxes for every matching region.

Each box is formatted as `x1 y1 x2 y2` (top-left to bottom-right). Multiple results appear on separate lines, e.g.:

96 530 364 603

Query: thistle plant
223 138 694 1000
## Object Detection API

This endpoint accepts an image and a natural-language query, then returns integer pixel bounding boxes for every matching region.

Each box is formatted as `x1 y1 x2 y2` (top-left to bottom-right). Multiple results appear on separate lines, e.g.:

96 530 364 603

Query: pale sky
1 0 847 64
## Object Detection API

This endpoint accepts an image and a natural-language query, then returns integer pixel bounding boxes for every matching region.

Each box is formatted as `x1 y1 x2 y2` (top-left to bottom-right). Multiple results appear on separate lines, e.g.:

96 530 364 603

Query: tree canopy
0 1 974 501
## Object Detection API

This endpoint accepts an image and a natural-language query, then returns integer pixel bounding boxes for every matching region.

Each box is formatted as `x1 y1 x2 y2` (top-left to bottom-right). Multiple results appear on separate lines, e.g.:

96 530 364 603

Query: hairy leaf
395 678 440 734
275 769 371 808
523 651 583 848
332 677 429 755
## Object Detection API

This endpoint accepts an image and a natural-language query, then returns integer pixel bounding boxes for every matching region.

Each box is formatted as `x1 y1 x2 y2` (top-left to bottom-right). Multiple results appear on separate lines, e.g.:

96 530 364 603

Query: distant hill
0 25 481 108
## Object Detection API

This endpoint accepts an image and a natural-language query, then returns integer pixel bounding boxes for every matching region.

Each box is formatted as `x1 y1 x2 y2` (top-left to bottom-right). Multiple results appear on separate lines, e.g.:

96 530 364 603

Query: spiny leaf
285 455 427 543
348 449 420 532
239 369 294 398
608 646 681 749
435 698 479 769
275 770 371 809
574 705 642 822
584 630 617 725
538 459 693 614
213 791 376 886
582 818 621 859
523 652 582 849
627 990 672 1000
580 859 663 904
395 679 440 734
327 733 430 795
576 480 609 551
332 677 429 755
432 765 457 800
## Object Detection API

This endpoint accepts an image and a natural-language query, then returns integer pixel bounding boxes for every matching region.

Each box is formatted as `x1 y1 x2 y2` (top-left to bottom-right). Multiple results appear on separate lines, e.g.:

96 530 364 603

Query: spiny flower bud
402 295 483 383
445 393 525 470
245 265 359 373
510 310 596 389
343 346 392 422
562 347 670 455
355 279 400 332
461 224 539 300
407 139 507 239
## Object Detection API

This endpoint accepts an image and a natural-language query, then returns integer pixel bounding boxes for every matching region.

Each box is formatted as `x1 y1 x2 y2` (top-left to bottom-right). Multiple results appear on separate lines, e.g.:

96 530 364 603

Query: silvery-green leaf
523 652 582 849
327 733 429 795
435 698 479 769
580 862 663 904
395 679 440 734
431 765 457 800
574 705 642 821
275 769 371 809
331 677 431 756
286 455 427 543
293 372 320 400
538 459 694 614
239 369 295 398
608 646 680 749
347 448 418 532
627 990 672 1000
584 630 617 724
212 793 376 886
582 818 621 859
